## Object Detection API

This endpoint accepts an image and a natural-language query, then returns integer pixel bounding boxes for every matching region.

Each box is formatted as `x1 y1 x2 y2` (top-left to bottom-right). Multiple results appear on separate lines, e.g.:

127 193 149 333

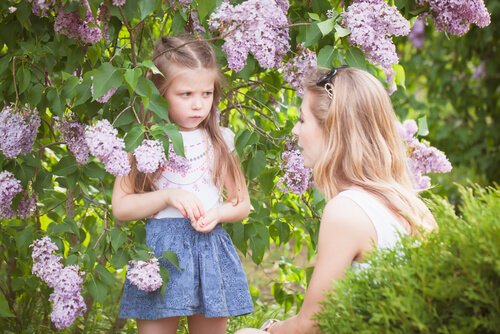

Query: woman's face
292 91 325 168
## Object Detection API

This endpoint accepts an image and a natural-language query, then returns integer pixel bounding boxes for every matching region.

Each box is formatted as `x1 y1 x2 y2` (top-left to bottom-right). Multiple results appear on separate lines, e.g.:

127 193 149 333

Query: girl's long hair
129 35 245 200
305 67 436 234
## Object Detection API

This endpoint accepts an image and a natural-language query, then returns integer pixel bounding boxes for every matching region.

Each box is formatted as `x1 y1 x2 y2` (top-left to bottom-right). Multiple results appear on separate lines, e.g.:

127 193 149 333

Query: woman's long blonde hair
305 67 435 234
128 35 245 199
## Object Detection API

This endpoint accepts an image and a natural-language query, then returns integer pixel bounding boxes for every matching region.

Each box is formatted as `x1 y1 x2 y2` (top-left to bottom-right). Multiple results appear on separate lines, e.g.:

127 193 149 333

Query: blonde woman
237 66 436 334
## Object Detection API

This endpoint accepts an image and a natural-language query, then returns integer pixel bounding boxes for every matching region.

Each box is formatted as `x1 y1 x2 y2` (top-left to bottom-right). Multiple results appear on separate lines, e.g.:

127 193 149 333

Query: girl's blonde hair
129 35 245 200
305 67 435 234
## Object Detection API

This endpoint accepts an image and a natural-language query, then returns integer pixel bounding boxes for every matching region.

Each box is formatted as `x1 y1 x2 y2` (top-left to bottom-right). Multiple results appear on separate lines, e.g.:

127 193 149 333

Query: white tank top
154 127 235 219
337 189 408 270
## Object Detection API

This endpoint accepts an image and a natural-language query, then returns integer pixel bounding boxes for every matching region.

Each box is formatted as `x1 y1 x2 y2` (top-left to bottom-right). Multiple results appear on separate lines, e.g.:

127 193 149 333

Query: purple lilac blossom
282 45 317 97
49 265 87 329
190 10 206 34
17 191 37 219
57 118 90 165
31 237 64 288
409 17 425 49
127 258 163 292
84 120 131 176
98 3 110 42
112 0 126 6
209 0 290 72
166 146 190 174
54 0 101 44
416 0 490 36
341 0 410 93
28 0 56 17
134 139 167 174
0 171 23 219
397 119 418 143
472 61 486 80
168 0 193 9
277 140 312 195
0 104 40 159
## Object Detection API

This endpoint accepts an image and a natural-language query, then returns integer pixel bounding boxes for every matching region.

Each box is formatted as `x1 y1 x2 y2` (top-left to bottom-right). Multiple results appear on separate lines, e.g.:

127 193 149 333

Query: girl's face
292 91 325 168
165 66 216 131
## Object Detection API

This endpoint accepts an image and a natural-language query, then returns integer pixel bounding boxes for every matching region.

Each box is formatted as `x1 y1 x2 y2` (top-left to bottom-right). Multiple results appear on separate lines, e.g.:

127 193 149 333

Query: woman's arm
269 196 375 334
112 175 205 222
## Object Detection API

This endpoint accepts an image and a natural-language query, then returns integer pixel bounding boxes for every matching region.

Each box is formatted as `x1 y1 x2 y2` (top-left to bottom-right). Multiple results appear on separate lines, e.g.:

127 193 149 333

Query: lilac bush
277 140 313 195
209 0 290 71
127 257 163 292
54 0 101 44
0 171 23 219
342 0 410 93
133 139 166 174
282 45 317 97
0 104 40 159
57 118 90 165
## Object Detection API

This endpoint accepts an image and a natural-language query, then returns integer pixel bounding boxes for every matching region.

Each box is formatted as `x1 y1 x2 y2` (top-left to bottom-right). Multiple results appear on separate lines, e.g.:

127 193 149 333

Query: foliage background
0 0 497 332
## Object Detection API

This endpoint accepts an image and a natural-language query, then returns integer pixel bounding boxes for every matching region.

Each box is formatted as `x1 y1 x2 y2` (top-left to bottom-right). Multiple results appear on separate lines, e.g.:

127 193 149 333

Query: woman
237 66 436 334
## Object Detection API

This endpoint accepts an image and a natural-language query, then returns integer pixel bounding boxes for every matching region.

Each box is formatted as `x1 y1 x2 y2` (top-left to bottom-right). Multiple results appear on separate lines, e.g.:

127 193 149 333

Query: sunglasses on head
315 65 348 99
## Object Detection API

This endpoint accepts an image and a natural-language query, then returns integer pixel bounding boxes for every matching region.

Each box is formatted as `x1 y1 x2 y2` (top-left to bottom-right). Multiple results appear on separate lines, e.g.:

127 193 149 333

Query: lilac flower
85 120 131 176
166 146 190 174
127 257 163 292
98 3 111 42
0 171 23 219
209 0 290 71
341 0 410 92
190 10 206 34
49 265 87 329
54 0 102 44
31 237 64 288
416 0 490 36
472 61 486 81
17 191 37 219
168 0 193 9
409 17 425 49
57 118 90 165
91 83 117 103
134 140 167 174
112 0 126 6
28 0 56 17
282 45 317 97
0 104 40 159
397 119 418 143
277 140 312 195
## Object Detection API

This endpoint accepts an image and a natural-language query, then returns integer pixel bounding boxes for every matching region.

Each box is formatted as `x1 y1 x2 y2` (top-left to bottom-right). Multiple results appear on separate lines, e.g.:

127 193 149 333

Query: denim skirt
119 217 254 320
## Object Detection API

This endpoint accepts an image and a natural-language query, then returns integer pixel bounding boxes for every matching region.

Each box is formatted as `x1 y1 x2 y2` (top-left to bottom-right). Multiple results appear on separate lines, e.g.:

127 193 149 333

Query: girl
112 35 253 334
237 66 436 334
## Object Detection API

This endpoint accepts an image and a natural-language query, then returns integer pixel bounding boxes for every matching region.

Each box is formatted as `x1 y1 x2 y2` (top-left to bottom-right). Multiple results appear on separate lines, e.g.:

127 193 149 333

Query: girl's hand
164 189 205 222
193 206 221 234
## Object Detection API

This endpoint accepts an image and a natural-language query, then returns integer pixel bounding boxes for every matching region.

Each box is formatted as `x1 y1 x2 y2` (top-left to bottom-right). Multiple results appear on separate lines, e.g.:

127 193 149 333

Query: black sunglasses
316 65 349 87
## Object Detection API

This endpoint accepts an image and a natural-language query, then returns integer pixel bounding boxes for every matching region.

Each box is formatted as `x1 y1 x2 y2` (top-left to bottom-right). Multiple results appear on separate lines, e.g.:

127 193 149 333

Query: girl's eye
203 91 213 97
299 117 304 124
181 92 191 96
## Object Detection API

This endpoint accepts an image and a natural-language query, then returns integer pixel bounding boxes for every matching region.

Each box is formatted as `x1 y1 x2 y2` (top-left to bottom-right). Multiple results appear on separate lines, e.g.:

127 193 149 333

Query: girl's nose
192 97 202 110
291 122 299 137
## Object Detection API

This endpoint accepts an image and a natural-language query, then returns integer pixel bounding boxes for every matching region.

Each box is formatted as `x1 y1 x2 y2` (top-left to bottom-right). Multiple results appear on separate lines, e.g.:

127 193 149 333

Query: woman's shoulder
322 192 373 234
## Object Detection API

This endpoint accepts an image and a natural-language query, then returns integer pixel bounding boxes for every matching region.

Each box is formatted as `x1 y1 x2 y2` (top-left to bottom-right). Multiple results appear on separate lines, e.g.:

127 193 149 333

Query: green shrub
316 185 500 334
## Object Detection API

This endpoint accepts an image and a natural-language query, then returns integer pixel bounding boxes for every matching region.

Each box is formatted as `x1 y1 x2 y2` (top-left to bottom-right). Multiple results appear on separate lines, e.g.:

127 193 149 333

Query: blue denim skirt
119 217 254 320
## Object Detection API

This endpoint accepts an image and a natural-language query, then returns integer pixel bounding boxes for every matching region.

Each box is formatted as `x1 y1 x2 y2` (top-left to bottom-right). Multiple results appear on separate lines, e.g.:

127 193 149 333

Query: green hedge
316 185 500 334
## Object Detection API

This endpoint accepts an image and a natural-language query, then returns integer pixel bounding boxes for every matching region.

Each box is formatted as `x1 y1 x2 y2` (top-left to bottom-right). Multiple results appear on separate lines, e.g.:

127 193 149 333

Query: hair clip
324 82 334 100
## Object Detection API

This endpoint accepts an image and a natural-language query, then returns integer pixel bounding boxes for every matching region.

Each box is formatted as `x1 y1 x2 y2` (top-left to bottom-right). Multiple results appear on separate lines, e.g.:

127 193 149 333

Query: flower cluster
277 140 313 195
54 0 101 44
189 10 206 35
0 171 23 219
282 45 317 96
398 120 452 190
209 0 290 71
165 146 190 174
28 0 56 17
57 118 90 165
84 120 131 176
16 191 37 219
416 0 490 36
134 140 167 174
127 257 163 292
112 0 127 6
409 17 425 49
31 237 86 329
342 0 410 93
0 104 40 159
168 0 193 9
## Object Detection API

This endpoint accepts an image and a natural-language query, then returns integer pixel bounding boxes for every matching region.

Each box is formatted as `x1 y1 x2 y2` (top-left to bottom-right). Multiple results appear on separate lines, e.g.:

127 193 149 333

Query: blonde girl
237 66 436 334
113 35 253 334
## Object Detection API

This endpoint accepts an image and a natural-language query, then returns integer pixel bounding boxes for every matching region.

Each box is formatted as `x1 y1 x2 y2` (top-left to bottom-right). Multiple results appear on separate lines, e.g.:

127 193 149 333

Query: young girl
112 35 253 334
237 66 437 334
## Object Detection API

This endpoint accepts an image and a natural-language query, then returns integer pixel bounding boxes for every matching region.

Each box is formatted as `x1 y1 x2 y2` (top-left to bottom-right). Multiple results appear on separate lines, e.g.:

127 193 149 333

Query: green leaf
159 267 170 296
0 290 14 318
15 226 34 256
161 250 181 270
345 47 367 70
418 116 429 136
164 124 184 156
87 276 108 303
149 93 170 121
110 249 129 269
73 80 92 107
124 124 144 151
95 264 117 287
171 12 186 35
308 12 321 21
135 76 153 97
110 227 127 252
113 108 136 127
25 84 44 107
198 0 216 21
248 150 266 180
83 162 106 179
17 66 31 94
317 46 336 68
138 0 160 20
87 44 102 67
0 56 10 76
393 64 406 89
124 68 142 93
53 156 77 176
92 63 122 100
334 24 350 38
139 60 163 76
317 18 335 37
304 23 322 48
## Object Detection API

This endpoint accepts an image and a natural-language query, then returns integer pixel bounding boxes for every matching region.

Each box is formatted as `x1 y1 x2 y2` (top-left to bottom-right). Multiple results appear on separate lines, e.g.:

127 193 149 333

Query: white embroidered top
154 127 235 219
